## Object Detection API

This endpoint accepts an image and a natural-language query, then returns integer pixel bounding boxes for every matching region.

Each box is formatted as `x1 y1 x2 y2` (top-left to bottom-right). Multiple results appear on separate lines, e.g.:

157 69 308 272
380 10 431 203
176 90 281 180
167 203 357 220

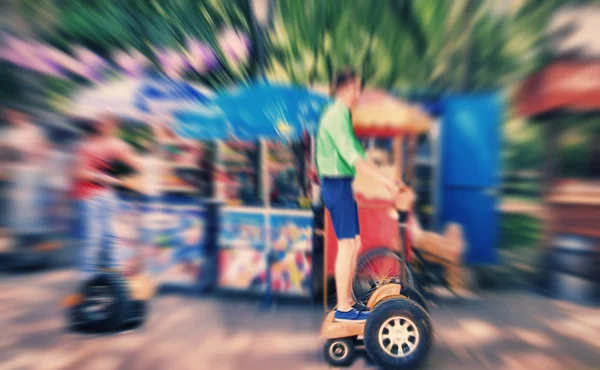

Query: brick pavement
1 269 598 370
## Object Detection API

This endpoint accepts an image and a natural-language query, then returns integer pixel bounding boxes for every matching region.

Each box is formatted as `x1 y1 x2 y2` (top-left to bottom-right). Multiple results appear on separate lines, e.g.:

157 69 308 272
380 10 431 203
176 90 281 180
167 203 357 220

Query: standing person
1 108 50 235
316 68 403 322
71 114 143 278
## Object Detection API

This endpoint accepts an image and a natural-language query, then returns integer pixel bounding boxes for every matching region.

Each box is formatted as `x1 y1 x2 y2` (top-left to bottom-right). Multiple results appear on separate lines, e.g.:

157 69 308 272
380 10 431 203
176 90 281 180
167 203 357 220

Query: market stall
175 83 329 299
215 140 314 297
516 61 600 304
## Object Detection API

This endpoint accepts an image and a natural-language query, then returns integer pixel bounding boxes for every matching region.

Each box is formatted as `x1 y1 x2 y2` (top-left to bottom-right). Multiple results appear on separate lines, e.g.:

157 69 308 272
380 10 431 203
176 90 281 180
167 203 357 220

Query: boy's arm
355 159 401 192
331 110 404 193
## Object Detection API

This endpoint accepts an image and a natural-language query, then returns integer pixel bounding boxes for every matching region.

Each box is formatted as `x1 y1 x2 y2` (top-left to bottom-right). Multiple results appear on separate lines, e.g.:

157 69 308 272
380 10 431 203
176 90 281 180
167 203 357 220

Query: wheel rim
328 341 349 361
378 316 420 358
354 251 407 304
82 285 114 321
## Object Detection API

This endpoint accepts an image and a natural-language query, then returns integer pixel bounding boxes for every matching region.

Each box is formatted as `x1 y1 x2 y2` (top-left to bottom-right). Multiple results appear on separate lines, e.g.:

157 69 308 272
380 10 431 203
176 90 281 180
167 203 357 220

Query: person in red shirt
72 114 142 278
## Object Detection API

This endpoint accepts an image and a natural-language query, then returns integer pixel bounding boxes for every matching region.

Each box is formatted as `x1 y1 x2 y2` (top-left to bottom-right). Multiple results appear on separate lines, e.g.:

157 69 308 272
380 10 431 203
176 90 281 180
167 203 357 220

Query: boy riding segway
316 68 405 322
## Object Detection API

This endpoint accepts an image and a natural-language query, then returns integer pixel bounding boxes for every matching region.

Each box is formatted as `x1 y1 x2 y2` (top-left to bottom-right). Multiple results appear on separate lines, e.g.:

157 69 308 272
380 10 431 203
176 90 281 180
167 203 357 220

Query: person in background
1 108 51 235
316 68 404 322
71 114 143 278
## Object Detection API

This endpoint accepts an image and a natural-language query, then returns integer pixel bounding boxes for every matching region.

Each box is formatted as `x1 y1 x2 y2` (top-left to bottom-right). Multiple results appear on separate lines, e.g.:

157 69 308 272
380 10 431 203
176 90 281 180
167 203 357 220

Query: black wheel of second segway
79 273 130 332
123 300 148 330
353 248 414 306
323 338 356 367
65 306 84 332
364 299 433 369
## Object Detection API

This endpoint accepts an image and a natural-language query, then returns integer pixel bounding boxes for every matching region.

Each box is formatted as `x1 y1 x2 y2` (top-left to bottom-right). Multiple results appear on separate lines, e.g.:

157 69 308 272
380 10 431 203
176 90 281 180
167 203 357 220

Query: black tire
123 300 148 330
401 286 428 312
364 299 433 369
323 338 355 367
78 273 131 332
65 307 84 332
353 248 414 306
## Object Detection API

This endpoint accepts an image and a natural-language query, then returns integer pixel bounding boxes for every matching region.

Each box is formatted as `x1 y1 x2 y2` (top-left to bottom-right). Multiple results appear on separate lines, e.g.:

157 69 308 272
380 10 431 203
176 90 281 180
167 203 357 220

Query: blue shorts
321 177 360 240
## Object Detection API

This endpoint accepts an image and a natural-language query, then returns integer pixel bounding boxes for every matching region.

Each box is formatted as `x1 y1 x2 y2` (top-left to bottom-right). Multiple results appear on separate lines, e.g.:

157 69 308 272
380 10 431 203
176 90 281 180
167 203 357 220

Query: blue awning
174 82 331 141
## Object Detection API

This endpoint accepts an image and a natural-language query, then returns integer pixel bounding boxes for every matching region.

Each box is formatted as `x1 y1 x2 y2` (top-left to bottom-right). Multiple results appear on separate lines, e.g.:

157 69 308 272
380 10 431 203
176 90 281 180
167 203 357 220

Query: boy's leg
335 237 356 312
348 199 362 307
323 178 368 321
347 235 360 306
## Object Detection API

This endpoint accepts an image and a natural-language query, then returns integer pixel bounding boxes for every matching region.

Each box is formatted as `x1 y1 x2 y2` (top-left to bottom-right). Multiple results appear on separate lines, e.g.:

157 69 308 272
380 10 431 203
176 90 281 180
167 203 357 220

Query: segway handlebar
393 187 416 286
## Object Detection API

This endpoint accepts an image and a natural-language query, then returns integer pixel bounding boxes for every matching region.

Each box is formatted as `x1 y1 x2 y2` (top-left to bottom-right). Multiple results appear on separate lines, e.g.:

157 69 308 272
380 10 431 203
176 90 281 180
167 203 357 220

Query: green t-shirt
316 100 366 177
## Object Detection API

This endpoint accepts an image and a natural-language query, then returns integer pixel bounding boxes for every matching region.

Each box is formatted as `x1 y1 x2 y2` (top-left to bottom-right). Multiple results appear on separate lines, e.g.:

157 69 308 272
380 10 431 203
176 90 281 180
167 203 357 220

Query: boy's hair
332 67 359 93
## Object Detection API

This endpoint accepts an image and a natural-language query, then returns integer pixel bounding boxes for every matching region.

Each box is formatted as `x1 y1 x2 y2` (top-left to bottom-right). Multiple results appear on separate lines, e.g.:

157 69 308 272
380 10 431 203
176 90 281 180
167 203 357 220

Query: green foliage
7 0 599 180
556 115 600 178
268 0 578 93
500 213 542 250
10 0 587 94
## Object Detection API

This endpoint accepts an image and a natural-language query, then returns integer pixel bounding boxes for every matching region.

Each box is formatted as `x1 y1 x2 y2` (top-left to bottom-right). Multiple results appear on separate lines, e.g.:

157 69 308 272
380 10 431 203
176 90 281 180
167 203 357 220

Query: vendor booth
175 84 329 299
516 61 600 304
63 75 503 303
215 140 314 297
176 84 502 303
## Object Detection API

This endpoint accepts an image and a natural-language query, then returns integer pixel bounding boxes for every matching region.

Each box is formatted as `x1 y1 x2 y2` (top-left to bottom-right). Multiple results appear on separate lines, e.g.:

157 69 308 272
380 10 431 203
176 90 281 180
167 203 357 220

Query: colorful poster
112 198 143 275
217 209 267 291
218 249 267 292
219 210 266 250
269 213 313 253
269 213 313 296
149 203 207 285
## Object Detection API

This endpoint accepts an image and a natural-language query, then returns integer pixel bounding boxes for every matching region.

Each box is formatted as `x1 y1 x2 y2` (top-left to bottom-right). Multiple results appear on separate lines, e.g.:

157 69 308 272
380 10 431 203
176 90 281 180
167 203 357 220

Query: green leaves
266 0 576 95
10 0 587 96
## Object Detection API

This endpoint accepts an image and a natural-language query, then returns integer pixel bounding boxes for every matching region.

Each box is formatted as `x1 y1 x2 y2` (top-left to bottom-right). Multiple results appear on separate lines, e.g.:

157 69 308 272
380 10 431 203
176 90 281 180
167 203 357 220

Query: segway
321 188 433 368
63 162 155 332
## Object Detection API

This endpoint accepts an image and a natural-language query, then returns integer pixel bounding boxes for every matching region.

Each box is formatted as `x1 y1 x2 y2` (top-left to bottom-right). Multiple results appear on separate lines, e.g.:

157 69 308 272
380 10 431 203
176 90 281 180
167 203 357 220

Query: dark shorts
321 177 360 240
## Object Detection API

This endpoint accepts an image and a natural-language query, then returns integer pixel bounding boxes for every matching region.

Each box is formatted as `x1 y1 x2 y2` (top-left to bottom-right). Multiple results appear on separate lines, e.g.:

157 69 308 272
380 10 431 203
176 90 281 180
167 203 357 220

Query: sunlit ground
1 269 599 370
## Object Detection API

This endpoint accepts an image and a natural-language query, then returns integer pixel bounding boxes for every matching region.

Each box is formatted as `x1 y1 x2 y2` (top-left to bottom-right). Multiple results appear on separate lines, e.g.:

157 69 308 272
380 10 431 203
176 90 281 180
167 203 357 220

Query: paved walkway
1 269 599 370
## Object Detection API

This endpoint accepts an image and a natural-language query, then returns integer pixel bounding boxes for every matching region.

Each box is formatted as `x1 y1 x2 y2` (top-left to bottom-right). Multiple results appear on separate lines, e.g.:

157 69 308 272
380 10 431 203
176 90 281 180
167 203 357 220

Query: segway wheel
364 299 433 369
353 248 415 306
79 273 130 332
323 338 355 367
123 301 148 330
65 307 84 332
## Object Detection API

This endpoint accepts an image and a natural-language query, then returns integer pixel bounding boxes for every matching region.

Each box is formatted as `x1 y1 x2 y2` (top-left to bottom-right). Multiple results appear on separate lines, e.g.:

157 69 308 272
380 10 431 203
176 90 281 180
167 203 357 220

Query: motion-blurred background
0 1 598 369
